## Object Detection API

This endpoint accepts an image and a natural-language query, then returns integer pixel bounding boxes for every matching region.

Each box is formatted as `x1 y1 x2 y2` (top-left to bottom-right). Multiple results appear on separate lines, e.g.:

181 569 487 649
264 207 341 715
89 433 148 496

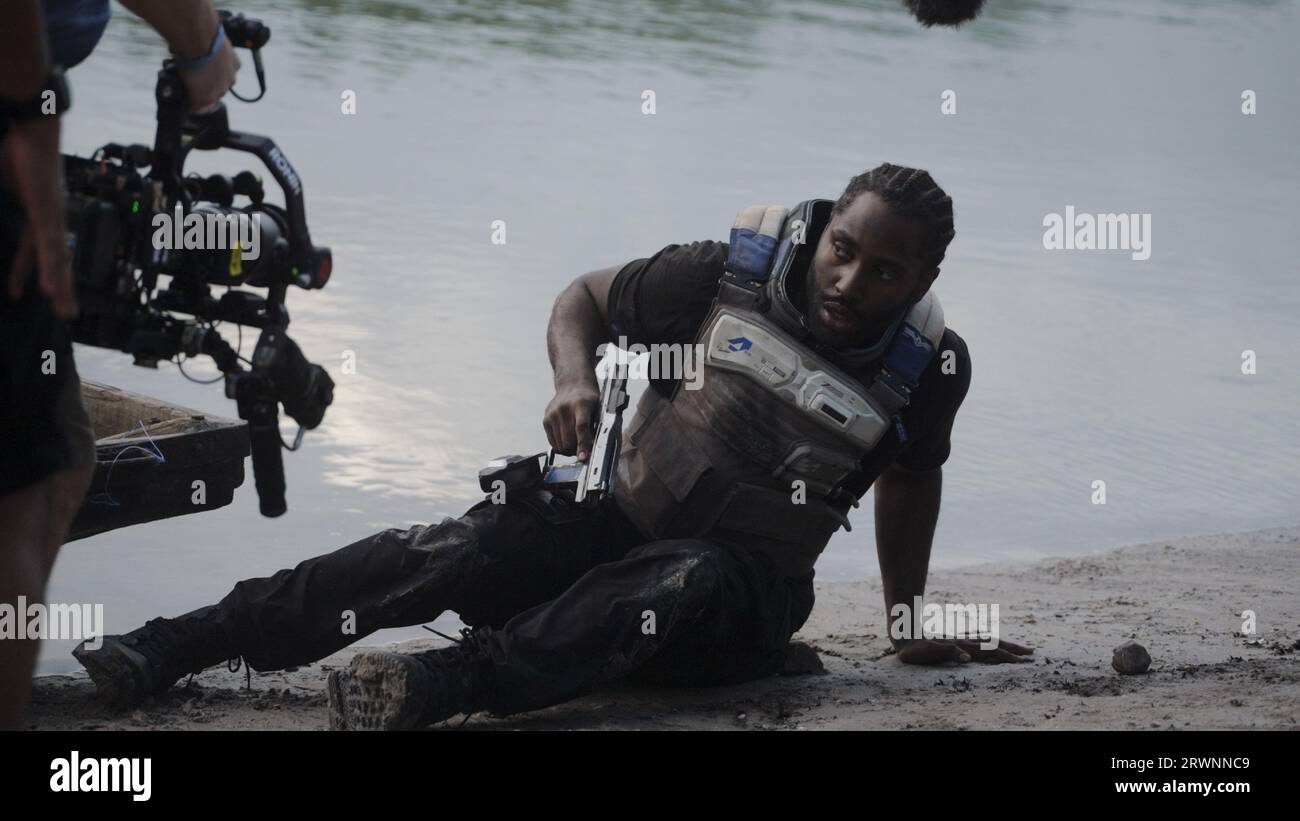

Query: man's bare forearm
547 278 606 390
117 0 220 58
873 464 943 643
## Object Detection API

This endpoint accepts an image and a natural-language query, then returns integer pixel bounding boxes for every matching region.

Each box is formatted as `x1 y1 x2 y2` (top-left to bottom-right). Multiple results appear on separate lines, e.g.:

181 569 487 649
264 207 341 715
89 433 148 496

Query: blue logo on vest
727 336 753 352
901 325 929 350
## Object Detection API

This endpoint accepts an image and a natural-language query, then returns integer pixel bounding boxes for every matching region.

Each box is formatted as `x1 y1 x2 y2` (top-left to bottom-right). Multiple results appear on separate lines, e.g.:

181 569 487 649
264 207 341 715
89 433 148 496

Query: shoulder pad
904 291 945 349
726 204 788 284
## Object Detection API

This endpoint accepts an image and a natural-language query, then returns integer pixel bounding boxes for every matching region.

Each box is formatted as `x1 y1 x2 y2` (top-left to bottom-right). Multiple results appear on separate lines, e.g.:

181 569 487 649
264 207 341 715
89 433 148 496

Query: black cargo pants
207 490 816 716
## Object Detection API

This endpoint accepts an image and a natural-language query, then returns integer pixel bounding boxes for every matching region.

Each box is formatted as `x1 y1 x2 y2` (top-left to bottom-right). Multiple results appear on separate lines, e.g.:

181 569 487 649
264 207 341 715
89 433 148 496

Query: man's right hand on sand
543 380 600 462
895 637 1034 665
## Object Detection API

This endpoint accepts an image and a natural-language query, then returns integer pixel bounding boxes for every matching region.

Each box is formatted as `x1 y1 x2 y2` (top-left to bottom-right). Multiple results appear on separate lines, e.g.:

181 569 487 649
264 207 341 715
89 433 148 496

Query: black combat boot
72 605 238 709
327 627 495 731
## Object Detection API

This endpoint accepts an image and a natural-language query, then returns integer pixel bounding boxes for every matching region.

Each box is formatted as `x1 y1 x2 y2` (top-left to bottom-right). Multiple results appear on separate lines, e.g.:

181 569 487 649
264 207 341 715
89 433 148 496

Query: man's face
805 191 939 348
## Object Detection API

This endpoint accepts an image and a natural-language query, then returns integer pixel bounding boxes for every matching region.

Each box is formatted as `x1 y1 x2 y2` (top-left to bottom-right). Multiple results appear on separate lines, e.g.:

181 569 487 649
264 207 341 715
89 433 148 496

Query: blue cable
87 420 166 508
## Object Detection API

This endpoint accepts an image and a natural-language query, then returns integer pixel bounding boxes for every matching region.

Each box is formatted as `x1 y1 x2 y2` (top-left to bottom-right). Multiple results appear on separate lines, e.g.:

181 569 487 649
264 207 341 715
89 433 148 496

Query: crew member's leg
328 539 816 729
0 186 97 728
0 461 94 728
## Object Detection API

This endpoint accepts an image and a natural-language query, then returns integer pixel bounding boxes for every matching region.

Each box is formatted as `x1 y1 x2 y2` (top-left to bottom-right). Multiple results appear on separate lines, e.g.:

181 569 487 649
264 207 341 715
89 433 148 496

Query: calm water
40 0 1299 672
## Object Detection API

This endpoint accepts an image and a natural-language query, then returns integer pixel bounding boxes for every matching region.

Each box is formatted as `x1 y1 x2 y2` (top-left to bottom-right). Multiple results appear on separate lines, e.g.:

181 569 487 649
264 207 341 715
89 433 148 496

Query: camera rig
63 11 333 517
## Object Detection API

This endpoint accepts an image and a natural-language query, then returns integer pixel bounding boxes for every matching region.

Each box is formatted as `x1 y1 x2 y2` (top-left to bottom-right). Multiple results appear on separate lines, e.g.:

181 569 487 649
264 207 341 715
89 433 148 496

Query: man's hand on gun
544 379 601 464
542 360 628 503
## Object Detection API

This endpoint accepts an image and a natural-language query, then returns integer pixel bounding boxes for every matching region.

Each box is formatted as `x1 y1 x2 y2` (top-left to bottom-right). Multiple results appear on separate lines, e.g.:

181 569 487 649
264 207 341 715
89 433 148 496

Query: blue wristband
174 23 225 71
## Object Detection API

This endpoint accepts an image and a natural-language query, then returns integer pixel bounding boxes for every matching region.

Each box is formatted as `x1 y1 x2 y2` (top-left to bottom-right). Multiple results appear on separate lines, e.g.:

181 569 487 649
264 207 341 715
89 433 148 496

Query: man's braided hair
831 163 956 270
904 0 985 28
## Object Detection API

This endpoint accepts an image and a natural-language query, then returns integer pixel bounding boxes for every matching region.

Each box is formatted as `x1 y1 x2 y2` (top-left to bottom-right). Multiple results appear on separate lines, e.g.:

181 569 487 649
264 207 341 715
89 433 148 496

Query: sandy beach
25 525 1299 731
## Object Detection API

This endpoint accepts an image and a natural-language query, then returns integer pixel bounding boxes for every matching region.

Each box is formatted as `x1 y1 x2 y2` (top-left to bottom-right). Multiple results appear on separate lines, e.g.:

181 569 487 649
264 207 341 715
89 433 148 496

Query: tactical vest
613 199 945 576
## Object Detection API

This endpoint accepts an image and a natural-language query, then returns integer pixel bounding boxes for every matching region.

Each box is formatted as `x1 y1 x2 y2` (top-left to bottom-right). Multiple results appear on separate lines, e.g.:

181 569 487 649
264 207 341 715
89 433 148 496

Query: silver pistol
575 365 629 502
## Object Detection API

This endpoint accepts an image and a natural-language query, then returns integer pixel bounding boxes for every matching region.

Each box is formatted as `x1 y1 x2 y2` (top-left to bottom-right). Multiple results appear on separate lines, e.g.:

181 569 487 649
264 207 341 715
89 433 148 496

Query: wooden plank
68 381 251 542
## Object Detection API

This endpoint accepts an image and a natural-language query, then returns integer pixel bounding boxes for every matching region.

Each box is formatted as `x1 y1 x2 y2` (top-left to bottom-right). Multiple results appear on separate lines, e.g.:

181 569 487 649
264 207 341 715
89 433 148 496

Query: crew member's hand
177 30 240 114
115 1 241 113
2 114 77 318
894 637 1034 665
543 380 600 462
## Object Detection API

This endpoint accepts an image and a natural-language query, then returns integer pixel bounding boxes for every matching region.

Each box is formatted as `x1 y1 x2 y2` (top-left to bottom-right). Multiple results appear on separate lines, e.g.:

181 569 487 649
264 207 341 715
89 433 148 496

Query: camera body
62 11 334 517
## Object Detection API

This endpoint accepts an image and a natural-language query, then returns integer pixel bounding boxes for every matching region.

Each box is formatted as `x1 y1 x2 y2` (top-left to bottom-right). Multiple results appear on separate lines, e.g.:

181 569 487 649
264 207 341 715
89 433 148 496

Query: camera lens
191 204 284 287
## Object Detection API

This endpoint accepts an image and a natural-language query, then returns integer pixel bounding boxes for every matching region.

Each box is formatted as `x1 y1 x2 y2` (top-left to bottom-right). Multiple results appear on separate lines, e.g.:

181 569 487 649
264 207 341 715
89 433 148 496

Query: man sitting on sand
75 163 1031 730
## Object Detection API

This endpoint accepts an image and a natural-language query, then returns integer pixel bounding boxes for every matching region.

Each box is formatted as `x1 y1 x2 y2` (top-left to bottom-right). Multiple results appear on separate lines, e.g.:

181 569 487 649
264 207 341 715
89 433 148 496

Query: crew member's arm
0 1 49 101
116 0 240 113
1 1 76 317
544 265 621 462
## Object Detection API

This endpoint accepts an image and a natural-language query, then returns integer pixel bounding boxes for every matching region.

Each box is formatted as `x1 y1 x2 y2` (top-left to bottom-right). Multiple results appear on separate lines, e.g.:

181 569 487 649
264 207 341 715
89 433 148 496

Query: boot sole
72 638 154 710
327 652 434 731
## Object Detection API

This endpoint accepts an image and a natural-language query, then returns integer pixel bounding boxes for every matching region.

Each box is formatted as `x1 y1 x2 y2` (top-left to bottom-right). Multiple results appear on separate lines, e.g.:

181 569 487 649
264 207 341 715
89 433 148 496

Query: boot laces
128 616 239 679
417 627 491 673
415 626 494 721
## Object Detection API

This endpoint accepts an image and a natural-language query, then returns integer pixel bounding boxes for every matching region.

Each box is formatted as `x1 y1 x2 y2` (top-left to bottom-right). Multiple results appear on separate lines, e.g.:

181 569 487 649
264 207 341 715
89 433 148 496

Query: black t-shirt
607 240 972 487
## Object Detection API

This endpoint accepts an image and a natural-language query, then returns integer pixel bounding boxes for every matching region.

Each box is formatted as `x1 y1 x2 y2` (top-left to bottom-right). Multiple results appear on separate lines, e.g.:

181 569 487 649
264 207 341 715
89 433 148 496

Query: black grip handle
219 10 271 49
236 372 287 517
248 415 286 517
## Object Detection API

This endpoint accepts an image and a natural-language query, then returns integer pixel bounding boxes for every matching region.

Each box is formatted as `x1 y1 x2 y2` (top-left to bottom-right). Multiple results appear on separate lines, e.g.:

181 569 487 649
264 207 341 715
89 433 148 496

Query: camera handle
220 9 270 103
185 324 288 517
235 372 287 517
